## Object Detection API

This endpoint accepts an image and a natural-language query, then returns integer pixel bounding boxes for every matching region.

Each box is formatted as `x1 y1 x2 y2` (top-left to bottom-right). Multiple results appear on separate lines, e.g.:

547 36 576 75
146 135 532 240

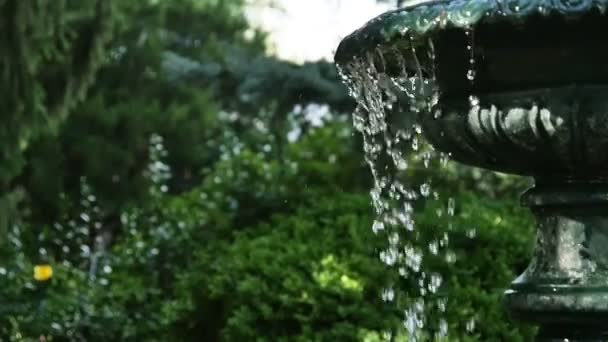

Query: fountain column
506 183 608 341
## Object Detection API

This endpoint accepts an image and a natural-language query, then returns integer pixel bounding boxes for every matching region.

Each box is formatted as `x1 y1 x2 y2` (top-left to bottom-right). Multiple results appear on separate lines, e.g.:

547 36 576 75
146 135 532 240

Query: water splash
337 30 484 339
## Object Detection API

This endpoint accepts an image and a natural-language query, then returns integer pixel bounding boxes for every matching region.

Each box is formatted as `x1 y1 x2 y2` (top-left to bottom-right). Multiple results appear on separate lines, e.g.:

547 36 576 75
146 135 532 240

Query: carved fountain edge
335 0 608 65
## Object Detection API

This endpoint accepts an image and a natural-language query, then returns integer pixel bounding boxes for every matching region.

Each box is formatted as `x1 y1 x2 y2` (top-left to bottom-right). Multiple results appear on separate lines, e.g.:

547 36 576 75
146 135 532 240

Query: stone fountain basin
421 85 608 179
335 0 608 180
335 0 608 337
415 7 608 181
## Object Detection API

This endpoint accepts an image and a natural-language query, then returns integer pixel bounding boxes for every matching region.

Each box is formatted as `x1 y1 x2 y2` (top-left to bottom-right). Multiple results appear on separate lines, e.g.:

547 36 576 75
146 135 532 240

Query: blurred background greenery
0 0 537 340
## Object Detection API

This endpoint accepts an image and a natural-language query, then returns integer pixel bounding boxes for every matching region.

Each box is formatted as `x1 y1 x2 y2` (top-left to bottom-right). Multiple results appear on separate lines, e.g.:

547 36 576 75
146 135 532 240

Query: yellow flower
34 264 53 281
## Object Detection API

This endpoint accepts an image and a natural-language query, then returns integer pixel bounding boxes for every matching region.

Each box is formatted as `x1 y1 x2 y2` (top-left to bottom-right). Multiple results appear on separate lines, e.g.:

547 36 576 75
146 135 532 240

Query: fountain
335 0 608 340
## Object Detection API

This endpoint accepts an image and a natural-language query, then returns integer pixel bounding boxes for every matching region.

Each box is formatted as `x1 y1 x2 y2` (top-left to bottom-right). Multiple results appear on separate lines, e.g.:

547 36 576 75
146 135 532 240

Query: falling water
337 30 479 340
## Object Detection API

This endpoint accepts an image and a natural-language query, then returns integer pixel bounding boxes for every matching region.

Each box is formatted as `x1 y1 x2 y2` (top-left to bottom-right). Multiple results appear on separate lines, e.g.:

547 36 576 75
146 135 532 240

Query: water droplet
435 208 443 218
382 287 395 302
469 95 480 107
445 251 456 263
466 318 476 332
422 152 432 168
429 273 443 293
80 213 90 223
440 153 450 167
80 245 91 257
389 232 400 246
466 69 476 81
380 248 398 266
466 228 477 239
428 241 439 255
437 298 447 312
447 198 456 216
420 183 431 197
437 319 448 338
372 220 385 234
395 158 408 171
403 246 422 272
411 136 419 151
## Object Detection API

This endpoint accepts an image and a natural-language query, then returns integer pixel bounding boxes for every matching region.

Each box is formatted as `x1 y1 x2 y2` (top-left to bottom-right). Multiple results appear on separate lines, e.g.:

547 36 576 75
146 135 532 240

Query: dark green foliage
176 193 391 341
0 0 112 190
0 0 540 340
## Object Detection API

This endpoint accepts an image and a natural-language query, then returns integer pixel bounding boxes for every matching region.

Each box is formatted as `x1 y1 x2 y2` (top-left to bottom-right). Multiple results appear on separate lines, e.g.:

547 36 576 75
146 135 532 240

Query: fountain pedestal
508 183 608 341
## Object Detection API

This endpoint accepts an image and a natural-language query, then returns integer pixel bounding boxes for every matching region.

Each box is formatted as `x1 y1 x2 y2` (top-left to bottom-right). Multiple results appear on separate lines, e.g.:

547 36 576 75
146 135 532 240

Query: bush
171 193 394 341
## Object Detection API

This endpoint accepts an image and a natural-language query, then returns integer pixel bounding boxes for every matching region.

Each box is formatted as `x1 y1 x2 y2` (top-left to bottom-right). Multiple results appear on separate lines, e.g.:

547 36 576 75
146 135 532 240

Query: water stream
337 30 479 340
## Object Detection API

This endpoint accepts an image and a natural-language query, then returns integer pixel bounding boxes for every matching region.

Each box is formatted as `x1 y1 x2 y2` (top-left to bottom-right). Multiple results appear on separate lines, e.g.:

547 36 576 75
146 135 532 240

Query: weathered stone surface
505 185 608 335
422 86 608 179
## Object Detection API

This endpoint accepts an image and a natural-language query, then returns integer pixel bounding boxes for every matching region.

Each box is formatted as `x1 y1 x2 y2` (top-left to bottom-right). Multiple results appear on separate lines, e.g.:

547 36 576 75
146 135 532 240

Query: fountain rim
334 0 608 65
